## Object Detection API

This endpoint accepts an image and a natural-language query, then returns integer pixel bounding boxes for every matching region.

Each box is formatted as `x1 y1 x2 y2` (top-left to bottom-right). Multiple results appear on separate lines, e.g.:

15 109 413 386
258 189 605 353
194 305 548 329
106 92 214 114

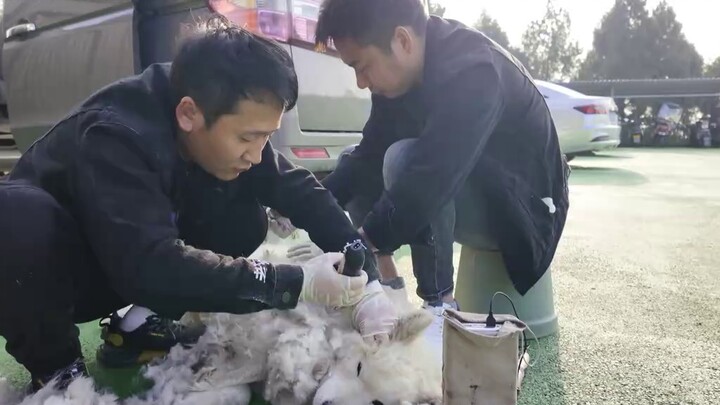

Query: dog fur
0 241 441 405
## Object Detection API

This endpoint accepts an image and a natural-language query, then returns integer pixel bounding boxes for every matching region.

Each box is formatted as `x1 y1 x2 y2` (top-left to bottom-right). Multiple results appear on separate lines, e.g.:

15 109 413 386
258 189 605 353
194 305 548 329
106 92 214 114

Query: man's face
335 29 422 99
176 97 283 181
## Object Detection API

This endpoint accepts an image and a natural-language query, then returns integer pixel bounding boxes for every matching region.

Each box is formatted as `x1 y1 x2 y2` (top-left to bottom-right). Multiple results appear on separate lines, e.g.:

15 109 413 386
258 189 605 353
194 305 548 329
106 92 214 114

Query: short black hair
170 16 298 127
315 0 428 52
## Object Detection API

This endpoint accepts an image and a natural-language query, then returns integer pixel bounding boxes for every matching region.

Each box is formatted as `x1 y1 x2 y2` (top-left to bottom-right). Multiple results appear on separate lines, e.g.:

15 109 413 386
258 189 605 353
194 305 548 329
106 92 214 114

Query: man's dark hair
315 0 428 52
171 17 298 127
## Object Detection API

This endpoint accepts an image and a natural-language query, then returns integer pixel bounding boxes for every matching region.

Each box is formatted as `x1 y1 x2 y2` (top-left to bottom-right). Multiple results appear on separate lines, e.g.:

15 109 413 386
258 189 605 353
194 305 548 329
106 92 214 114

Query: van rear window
290 0 320 44
209 0 324 46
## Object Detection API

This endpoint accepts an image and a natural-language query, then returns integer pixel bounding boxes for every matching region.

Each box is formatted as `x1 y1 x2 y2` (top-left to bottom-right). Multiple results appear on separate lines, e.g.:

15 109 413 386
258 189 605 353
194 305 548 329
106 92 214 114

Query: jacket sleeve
74 122 304 318
362 57 506 251
320 94 388 207
251 143 380 282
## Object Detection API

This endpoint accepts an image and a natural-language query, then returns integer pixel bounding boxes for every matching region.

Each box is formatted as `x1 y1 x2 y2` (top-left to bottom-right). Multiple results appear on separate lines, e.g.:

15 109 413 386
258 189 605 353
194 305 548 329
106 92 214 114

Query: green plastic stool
454 245 559 339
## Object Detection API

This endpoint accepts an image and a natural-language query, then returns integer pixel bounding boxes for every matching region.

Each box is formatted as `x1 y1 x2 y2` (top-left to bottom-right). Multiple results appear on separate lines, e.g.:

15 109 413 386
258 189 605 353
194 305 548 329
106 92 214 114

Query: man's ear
176 96 204 133
392 26 415 56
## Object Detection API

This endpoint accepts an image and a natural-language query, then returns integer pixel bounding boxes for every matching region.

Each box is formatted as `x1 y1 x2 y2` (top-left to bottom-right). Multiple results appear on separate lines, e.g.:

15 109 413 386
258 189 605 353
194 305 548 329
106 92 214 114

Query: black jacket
8 63 376 318
323 17 570 295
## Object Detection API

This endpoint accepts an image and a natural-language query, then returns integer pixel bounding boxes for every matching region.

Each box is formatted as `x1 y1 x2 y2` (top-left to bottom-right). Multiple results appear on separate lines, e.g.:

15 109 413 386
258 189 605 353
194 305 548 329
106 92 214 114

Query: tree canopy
578 0 703 80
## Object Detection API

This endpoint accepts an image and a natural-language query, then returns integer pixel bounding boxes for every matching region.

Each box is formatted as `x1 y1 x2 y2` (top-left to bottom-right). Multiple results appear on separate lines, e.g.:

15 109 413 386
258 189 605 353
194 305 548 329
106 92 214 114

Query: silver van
2 0 373 177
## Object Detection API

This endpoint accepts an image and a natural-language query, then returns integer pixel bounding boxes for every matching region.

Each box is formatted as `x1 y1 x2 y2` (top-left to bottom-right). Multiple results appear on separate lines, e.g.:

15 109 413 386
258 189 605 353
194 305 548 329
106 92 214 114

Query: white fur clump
0 377 22 404
0 376 119 405
0 241 441 405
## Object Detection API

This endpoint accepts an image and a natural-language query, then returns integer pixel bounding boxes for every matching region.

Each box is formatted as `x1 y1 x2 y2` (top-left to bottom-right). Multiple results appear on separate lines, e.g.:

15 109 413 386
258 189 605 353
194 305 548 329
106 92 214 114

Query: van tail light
291 147 329 159
207 0 324 47
574 105 609 115
207 0 291 42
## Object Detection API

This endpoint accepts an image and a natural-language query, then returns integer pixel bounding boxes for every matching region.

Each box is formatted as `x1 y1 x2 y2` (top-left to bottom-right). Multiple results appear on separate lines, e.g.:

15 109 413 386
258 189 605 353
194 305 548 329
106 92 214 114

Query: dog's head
312 309 441 405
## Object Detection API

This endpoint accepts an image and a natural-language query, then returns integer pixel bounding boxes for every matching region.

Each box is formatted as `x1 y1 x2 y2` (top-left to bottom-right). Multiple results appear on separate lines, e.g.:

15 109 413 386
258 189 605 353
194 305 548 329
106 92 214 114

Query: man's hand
267 208 296 239
300 253 368 307
287 242 324 263
352 280 399 344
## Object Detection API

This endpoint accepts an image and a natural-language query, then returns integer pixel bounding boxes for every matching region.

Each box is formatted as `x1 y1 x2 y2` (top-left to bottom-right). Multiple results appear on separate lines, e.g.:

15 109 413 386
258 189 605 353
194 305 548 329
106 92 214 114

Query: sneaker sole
96 344 168 369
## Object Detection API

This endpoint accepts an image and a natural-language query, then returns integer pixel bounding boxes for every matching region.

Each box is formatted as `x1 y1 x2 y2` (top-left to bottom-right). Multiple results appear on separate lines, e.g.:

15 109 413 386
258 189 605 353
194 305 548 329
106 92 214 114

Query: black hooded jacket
322 16 570 295
8 63 376 317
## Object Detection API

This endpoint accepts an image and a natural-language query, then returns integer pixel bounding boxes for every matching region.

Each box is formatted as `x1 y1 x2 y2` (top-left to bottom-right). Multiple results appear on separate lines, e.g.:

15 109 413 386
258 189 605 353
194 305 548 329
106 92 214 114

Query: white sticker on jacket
541 197 557 214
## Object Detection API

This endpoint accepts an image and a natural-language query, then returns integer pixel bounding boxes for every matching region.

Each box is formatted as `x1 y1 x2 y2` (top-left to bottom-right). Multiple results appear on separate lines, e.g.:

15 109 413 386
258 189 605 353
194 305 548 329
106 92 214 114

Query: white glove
286 241 324 263
267 208 296 239
300 253 368 308
352 280 399 344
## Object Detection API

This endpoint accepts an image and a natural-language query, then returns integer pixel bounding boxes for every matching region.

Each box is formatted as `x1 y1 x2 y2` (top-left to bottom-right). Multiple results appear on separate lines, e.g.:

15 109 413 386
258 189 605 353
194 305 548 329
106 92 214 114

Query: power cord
484 292 540 372
484 291 519 328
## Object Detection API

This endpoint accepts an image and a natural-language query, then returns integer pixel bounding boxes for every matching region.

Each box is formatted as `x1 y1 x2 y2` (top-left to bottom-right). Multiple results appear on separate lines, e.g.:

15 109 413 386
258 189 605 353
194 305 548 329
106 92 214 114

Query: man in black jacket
313 0 570 353
0 18 396 392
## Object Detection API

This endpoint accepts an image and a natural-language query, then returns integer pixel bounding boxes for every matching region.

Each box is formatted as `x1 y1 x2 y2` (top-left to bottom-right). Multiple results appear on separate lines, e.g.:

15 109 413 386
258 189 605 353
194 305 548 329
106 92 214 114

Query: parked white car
536 80 621 159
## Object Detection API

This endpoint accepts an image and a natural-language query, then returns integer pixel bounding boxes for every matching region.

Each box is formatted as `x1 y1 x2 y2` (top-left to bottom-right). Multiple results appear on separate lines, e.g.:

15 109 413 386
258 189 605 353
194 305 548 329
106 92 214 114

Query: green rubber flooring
3 149 719 404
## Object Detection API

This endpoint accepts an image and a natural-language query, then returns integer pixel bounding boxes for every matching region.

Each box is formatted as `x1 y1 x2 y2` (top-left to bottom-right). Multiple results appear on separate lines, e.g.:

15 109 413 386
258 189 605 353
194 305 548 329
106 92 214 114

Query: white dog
173 242 442 405
0 241 441 405
311 310 441 405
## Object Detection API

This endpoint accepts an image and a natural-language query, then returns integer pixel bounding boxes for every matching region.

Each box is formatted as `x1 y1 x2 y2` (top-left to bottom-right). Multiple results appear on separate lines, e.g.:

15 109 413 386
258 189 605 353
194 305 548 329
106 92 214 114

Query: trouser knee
0 183 89 376
382 139 417 190
339 144 358 161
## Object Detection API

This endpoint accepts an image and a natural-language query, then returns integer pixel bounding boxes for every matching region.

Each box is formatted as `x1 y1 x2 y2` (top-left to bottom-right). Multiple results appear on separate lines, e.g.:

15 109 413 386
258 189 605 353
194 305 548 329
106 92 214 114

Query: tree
643 1 703 79
473 12 510 49
705 57 720 78
473 12 530 71
578 0 650 80
578 0 703 80
428 2 446 17
520 1 581 81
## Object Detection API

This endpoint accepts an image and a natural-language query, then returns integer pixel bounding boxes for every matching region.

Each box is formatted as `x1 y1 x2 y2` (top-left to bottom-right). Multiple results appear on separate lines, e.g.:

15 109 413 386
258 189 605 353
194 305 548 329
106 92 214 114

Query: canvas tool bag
442 309 530 405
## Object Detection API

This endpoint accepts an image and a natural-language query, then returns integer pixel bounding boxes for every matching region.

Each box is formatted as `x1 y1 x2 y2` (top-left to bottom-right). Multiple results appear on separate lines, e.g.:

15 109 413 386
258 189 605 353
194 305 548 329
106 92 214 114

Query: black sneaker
30 358 88 393
96 312 206 368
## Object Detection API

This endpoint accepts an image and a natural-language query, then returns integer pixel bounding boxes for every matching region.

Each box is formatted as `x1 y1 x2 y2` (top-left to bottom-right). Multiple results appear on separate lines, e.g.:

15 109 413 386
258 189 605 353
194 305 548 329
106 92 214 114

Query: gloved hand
286 241 324 263
300 252 368 307
267 208 296 239
352 280 399 344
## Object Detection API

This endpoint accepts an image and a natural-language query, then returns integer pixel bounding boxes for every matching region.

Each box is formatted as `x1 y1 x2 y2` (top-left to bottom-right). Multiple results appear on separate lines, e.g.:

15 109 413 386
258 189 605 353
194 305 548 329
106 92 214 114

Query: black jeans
0 180 267 377
338 140 458 303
